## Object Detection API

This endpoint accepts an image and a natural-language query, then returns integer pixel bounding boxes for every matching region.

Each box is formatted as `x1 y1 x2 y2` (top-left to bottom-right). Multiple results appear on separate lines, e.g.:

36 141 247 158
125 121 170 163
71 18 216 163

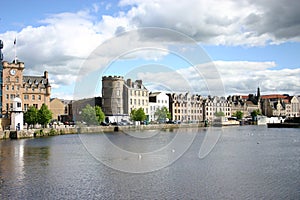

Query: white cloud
1 1 299 99
120 0 300 45
134 61 300 96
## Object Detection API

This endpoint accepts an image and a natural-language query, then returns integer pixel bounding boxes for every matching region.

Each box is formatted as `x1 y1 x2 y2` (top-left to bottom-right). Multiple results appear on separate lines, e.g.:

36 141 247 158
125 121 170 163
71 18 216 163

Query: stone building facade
2 60 51 117
168 93 203 123
102 76 149 118
203 96 231 121
49 98 65 121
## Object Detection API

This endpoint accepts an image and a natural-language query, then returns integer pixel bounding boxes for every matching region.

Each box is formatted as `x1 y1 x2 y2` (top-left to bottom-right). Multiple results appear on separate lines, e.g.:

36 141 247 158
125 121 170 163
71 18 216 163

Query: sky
0 0 299 99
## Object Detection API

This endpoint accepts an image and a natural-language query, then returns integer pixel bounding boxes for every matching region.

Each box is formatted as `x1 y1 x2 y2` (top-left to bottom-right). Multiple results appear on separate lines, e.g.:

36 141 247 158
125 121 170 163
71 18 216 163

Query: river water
0 126 299 199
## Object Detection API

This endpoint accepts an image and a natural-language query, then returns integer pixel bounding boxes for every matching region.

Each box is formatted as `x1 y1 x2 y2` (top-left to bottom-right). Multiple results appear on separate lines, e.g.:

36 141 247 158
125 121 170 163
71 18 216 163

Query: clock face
10 69 16 76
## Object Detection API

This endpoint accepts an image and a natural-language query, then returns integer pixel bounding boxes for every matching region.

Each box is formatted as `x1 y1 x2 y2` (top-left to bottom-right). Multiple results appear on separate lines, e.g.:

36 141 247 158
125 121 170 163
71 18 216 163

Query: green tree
251 109 261 121
38 104 52 127
95 105 105 123
232 110 243 120
81 104 99 125
214 111 225 117
154 106 171 122
24 106 38 129
130 108 146 121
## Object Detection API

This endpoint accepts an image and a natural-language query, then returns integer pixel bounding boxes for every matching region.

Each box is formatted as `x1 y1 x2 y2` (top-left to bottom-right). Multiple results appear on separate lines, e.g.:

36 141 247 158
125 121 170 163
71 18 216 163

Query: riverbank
0 122 206 140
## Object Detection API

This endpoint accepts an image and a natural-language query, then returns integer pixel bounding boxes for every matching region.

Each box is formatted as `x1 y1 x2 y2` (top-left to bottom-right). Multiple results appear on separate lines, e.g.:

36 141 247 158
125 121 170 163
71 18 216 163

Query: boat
267 117 300 128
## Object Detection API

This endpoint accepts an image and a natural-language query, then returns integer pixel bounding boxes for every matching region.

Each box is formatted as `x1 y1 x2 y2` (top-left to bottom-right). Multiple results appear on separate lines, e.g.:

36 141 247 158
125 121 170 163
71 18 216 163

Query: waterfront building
149 92 169 122
71 97 102 122
50 98 65 121
286 96 300 117
261 94 300 117
261 94 288 117
167 93 203 123
203 96 231 121
227 95 247 115
1 60 51 118
102 76 149 121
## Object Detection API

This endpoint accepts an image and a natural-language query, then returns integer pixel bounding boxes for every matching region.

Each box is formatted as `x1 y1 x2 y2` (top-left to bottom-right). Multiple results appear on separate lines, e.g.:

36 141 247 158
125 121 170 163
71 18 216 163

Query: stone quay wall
0 123 205 140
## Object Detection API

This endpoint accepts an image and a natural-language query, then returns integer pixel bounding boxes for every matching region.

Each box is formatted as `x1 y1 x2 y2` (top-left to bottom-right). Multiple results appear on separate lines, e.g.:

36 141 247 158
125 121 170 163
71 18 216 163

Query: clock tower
2 60 25 117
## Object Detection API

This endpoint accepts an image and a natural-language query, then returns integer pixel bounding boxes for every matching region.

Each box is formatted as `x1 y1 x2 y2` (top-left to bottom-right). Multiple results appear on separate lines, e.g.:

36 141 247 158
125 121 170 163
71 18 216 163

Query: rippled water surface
0 126 299 199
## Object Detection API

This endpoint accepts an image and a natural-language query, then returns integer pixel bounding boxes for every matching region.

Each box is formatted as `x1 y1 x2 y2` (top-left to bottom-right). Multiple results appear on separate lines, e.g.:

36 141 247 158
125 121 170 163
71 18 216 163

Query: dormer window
28 79 32 84
35 80 39 85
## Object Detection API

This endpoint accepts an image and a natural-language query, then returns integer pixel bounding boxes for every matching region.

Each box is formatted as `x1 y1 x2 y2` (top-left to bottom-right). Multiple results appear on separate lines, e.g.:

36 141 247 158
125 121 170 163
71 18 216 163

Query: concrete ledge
0 123 205 140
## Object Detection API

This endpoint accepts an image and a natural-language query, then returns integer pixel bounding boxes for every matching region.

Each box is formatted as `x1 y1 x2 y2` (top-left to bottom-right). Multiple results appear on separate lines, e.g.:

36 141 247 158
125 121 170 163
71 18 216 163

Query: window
17 86 19 91
24 104 29 111
6 94 9 100
10 94 15 99
6 85 9 90
33 104 38 109
17 102 21 108
32 95 35 100
130 99 132 105
38 95 41 100
24 94 29 100
16 77 19 83
12 85 14 90
116 90 120 96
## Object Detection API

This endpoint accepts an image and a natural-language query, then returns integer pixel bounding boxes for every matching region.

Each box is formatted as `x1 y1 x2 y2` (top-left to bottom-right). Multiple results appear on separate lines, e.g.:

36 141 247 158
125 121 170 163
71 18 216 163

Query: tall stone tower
102 76 124 116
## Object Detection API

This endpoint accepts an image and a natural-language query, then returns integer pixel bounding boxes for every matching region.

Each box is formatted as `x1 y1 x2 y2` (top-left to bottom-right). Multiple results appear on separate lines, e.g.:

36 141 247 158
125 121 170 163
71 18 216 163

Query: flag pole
14 37 17 64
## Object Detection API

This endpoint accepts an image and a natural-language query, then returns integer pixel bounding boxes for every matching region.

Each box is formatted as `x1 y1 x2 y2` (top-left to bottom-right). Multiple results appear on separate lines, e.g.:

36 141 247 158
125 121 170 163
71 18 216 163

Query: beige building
168 93 203 123
203 96 231 121
50 98 65 120
102 76 149 118
2 60 51 117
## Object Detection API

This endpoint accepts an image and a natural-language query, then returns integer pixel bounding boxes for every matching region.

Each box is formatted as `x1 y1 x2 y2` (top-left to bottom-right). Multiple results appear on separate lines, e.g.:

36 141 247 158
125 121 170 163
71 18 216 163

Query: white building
10 97 23 131
203 96 231 121
149 92 169 122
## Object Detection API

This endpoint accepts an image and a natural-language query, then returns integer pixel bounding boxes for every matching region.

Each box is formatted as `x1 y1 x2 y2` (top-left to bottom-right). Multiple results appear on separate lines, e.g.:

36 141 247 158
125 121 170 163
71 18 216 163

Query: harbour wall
0 123 206 140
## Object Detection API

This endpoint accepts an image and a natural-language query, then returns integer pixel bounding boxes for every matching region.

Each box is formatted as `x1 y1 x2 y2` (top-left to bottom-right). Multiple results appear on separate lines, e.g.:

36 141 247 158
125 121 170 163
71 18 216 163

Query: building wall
2 61 25 117
125 79 149 116
168 93 203 123
2 61 51 118
203 96 231 121
102 76 149 118
102 76 124 115
50 98 65 120
149 92 169 122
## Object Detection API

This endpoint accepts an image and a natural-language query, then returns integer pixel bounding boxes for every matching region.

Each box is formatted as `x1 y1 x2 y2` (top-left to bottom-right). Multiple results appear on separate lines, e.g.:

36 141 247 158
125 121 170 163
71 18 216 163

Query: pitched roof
261 94 288 99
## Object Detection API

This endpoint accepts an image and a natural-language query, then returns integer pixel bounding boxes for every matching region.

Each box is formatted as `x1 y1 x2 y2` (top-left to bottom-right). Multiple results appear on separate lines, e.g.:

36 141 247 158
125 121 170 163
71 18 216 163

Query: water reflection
0 139 50 192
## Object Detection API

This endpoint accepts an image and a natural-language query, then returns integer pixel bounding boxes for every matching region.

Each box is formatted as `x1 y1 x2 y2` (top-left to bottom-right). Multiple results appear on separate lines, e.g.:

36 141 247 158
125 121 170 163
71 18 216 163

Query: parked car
101 122 109 126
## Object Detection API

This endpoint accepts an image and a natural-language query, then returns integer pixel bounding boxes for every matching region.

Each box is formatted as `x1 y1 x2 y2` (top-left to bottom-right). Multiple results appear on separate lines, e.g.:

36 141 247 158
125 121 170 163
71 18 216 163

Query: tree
81 104 99 125
130 108 146 121
95 105 105 123
24 106 38 129
214 111 225 117
251 109 261 121
154 106 171 122
233 111 243 120
38 104 52 127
